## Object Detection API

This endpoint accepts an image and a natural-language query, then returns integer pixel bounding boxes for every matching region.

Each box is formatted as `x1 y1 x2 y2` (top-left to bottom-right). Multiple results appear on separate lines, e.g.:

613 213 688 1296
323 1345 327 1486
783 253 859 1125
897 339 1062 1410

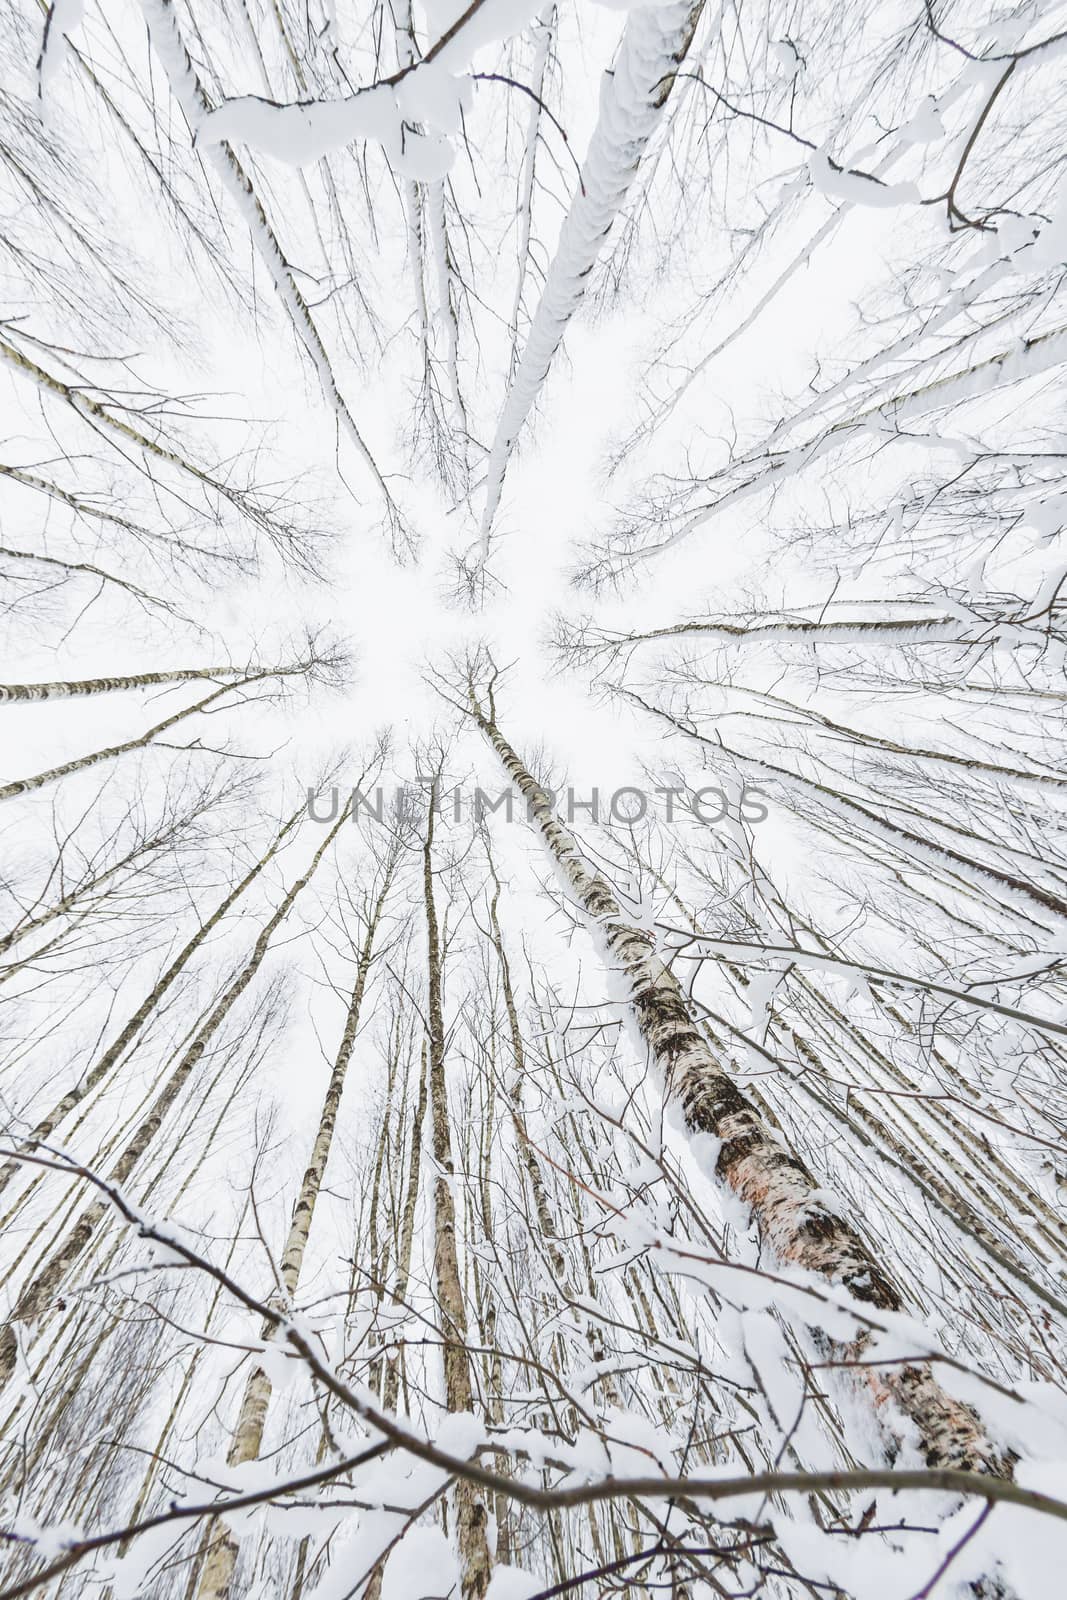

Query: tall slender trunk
508 8 556 374
358 1035 429 1600
474 1092 510 1566
0 673 278 803
192 848 395 1600
424 793 493 1600
383 1040 428 1416
484 853 619 1409
0 663 313 703
467 678 1008 1478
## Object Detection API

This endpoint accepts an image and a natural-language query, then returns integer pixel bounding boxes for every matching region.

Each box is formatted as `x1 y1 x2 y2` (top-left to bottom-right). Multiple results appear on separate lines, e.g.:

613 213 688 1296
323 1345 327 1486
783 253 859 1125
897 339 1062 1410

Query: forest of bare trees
1 2 1066 1597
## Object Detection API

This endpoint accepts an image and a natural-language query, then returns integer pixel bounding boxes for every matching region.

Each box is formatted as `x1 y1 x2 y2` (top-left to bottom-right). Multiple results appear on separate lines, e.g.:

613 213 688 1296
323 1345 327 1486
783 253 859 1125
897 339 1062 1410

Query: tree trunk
479 1 705 547
467 678 1008 1478
423 790 493 1600
194 849 395 1600
0 673 275 804
0 662 309 702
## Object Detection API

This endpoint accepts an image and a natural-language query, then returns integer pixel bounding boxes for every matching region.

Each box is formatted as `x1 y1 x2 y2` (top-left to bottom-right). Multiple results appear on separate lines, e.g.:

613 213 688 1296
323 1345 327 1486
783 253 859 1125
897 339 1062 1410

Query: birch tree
2 2 1067 1598
462 655 1006 1477
191 837 398 1600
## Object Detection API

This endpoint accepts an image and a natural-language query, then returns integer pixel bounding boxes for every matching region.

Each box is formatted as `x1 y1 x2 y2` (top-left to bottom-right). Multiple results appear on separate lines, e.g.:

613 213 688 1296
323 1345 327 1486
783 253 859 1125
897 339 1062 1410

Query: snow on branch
195 0 545 181
477 1 706 553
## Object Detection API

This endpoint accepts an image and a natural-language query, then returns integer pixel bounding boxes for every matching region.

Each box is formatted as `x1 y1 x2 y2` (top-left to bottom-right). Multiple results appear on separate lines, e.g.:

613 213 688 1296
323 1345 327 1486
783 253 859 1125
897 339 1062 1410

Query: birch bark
193 849 395 1600
424 792 493 1599
466 677 1007 1478
0 663 314 702
0 673 283 804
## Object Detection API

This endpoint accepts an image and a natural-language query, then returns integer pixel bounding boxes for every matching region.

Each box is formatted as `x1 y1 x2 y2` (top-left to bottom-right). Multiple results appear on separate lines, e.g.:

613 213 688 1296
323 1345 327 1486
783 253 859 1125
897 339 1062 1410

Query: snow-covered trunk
478 1 705 548
472 1090 510 1566
467 685 1007 1477
508 7 555 374
423 798 493 1600
427 181 468 444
